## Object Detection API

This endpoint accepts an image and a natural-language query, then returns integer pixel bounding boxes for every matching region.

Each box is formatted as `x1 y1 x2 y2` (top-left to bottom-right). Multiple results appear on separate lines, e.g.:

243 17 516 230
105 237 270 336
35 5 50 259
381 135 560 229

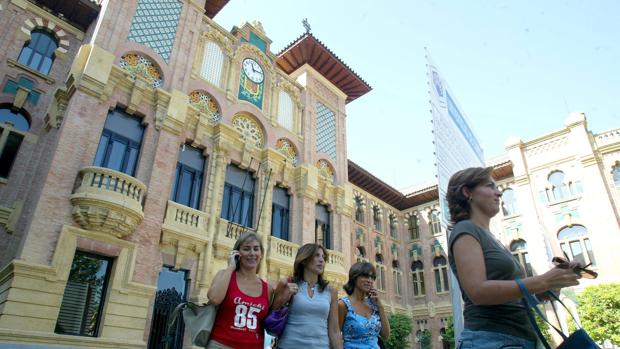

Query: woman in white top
275 243 343 349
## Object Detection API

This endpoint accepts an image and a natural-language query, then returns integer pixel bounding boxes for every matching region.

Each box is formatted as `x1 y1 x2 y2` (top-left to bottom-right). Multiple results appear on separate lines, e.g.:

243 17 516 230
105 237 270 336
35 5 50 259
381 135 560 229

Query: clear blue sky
215 0 620 190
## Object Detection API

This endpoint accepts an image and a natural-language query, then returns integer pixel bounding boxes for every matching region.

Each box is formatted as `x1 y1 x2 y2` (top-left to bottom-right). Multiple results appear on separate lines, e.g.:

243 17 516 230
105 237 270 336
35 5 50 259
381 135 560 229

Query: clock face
242 58 264 84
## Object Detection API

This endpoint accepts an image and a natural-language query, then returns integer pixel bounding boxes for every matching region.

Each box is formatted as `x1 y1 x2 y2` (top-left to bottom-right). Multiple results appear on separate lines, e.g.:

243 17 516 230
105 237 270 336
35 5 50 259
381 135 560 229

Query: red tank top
210 272 269 349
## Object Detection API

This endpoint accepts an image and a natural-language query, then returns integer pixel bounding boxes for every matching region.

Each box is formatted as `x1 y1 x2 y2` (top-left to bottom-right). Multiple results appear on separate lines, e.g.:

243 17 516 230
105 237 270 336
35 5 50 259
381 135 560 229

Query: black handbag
515 277 600 349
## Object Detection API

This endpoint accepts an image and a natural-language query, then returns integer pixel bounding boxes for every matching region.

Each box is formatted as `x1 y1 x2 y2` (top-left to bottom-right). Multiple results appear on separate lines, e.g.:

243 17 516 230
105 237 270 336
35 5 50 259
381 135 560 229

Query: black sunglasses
360 272 377 280
552 254 598 279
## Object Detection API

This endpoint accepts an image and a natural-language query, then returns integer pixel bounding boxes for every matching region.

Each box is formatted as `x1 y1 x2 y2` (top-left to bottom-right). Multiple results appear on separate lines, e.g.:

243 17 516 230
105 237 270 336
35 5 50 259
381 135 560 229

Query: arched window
392 262 402 296
200 41 224 87
433 256 449 293
408 214 419 240
501 188 518 216
0 106 31 178
429 210 441 235
547 170 569 201
375 254 386 291
354 196 364 223
510 239 533 277
355 246 366 262
613 163 620 186
17 29 58 75
277 91 294 131
411 260 425 296
389 214 398 238
372 205 382 231
558 225 596 267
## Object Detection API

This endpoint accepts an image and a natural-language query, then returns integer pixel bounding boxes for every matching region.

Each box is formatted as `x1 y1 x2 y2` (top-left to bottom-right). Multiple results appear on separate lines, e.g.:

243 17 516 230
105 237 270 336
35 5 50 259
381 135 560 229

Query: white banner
427 50 485 340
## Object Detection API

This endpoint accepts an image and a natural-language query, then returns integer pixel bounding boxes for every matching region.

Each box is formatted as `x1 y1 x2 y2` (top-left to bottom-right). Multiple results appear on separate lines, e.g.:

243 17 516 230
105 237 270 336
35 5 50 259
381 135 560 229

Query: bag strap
515 278 567 348
545 290 583 329
165 302 188 345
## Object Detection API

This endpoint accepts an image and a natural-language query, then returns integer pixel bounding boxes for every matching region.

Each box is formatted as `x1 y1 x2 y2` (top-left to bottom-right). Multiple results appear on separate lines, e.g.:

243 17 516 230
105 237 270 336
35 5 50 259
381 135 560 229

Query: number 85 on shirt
233 304 260 330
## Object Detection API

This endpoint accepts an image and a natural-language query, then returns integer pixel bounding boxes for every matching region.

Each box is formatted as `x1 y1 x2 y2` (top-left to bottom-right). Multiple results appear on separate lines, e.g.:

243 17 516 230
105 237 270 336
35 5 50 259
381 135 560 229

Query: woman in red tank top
207 232 273 349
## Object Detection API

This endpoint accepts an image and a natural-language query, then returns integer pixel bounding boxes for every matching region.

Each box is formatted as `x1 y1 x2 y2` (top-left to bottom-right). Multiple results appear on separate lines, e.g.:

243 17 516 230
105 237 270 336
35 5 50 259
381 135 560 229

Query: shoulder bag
515 277 600 349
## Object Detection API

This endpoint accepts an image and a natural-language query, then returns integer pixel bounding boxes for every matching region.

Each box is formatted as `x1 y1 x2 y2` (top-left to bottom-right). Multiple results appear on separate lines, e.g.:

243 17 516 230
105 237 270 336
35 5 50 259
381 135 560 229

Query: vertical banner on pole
426 50 485 340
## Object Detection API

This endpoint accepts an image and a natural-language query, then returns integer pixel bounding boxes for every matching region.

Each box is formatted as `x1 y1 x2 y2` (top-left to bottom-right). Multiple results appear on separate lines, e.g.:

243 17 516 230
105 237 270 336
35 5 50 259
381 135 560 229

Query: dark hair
446 167 494 224
343 262 376 295
293 243 329 292
233 232 264 273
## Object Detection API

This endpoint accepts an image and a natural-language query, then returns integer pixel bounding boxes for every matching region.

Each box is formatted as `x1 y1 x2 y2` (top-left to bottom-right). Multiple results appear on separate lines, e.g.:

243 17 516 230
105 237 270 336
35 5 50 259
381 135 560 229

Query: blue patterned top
341 296 382 349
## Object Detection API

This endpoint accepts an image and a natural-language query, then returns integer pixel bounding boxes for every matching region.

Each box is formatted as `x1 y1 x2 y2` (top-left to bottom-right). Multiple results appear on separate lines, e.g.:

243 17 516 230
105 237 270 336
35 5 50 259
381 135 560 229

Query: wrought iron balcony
70 166 146 238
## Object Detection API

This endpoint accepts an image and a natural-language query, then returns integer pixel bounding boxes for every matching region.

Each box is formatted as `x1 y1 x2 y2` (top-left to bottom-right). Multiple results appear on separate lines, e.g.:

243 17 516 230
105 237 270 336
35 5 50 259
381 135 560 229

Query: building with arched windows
350 112 620 348
0 1 618 349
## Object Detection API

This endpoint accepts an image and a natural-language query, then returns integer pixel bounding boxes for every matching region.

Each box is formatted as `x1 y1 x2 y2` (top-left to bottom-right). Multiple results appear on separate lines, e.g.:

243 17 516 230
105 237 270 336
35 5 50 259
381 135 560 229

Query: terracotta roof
348 160 405 208
276 33 371 103
348 160 514 210
204 0 229 18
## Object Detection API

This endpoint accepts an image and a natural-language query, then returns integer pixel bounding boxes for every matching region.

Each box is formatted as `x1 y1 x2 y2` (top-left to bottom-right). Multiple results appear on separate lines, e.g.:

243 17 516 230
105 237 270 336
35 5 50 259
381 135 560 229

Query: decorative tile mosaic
120 53 163 88
431 240 444 255
3 77 40 105
232 114 264 148
316 159 334 182
410 244 422 259
127 0 182 63
275 138 298 166
189 90 221 124
315 102 337 162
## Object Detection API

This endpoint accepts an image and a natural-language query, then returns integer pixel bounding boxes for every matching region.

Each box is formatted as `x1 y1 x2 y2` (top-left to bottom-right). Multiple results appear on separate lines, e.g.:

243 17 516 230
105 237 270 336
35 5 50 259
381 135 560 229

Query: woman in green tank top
446 167 583 349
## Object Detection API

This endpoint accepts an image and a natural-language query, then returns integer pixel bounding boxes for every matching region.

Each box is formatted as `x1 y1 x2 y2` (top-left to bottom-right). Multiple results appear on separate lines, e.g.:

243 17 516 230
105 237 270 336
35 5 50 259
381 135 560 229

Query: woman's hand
228 250 239 268
272 278 298 309
541 266 580 290
369 288 382 307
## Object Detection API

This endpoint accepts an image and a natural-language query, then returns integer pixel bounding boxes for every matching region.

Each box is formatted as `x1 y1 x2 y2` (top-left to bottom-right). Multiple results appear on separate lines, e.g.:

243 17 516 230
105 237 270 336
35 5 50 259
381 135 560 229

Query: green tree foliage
419 329 432 349
442 317 455 349
576 284 620 345
535 311 554 344
386 313 412 349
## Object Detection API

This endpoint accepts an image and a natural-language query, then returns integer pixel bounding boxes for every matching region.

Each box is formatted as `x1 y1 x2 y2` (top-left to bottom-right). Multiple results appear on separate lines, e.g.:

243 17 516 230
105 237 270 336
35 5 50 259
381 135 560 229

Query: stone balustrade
596 128 620 148
162 200 208 238
70 166 146 238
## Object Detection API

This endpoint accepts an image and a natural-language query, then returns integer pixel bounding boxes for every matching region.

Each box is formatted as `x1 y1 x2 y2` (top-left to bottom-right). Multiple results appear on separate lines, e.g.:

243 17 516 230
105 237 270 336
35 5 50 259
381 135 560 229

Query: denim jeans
457 329 537 349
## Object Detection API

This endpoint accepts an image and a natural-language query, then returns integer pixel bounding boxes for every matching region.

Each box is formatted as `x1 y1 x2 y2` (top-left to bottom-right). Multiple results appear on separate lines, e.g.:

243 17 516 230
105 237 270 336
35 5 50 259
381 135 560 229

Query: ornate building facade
0 0 366 347
349 113 620 348
0 1 618 349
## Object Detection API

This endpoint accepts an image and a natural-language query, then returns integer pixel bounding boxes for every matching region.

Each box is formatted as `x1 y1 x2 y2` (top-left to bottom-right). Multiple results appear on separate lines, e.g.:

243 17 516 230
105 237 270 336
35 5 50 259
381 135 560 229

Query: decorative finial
302 18 311 33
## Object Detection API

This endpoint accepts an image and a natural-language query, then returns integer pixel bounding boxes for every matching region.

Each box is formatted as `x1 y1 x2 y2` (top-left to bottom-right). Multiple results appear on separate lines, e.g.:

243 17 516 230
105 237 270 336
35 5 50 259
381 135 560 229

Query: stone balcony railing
213 217 254 255
268 236 299 266
595 128 620 148
70 166 146 238
161 200 208 239
325 249 346 275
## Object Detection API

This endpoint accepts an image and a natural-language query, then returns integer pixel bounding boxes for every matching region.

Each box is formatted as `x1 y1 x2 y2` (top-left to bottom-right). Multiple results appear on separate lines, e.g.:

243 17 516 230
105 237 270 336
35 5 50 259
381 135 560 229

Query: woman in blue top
276 243 343 349
338 262 390 349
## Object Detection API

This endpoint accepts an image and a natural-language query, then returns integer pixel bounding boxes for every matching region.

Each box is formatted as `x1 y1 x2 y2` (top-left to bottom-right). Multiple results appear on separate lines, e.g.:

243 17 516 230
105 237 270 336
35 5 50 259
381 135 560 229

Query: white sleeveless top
277 281 331 348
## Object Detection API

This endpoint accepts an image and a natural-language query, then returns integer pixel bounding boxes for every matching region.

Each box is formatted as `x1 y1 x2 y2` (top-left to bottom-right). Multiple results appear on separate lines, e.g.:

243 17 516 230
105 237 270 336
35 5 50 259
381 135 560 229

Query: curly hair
446 167 494 225
293 243 329 292
343 262 376 295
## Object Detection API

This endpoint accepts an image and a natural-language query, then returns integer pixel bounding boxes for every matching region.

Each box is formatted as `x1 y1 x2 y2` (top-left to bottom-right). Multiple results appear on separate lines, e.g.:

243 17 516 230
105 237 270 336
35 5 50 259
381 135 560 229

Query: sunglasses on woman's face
360 272 377 280
552 256 598 279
